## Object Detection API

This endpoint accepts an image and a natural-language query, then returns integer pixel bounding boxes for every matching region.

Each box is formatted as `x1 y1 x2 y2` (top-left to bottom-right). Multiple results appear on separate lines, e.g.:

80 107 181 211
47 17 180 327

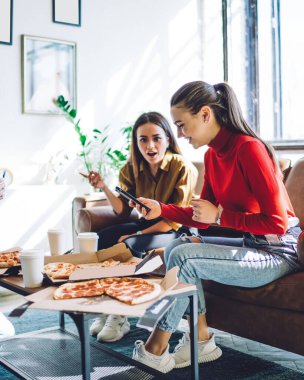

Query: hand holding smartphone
115 186 151 213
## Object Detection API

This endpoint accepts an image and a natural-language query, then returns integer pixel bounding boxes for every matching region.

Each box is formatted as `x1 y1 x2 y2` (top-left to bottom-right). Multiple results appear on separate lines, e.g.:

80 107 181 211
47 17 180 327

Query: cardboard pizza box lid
24 267 196 316
43 243 163 282
43 243 131 265
69 250 163 281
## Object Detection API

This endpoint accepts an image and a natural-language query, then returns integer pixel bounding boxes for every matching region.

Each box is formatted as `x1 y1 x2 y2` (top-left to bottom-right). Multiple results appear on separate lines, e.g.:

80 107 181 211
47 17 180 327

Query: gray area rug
1 309 304 379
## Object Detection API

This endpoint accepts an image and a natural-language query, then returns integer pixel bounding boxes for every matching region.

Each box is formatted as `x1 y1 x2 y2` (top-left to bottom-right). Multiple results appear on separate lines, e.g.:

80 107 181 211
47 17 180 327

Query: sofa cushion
203 270 304 313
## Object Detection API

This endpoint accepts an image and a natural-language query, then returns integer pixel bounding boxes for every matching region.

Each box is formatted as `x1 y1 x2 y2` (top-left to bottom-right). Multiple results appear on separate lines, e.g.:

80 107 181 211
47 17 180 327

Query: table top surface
0 275 47 296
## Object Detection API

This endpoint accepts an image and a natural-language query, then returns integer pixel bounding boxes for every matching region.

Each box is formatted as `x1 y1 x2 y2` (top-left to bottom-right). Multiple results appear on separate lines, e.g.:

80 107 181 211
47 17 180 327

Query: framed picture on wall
21 35 77 115
0 0 13 45
53 0 81 27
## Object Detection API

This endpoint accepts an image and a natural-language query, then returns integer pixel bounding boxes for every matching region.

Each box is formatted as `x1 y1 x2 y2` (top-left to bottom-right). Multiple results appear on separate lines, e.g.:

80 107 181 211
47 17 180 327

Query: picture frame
53 0 81 27
0 0 13 45
21 35 77 115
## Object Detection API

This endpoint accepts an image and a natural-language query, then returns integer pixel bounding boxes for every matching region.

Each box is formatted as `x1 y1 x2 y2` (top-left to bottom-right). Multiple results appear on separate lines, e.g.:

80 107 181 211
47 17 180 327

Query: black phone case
115 186 151 212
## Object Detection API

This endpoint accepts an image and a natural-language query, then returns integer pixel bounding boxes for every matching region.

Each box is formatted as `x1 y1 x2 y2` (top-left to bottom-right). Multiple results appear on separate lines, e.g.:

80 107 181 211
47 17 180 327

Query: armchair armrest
76 205 139 233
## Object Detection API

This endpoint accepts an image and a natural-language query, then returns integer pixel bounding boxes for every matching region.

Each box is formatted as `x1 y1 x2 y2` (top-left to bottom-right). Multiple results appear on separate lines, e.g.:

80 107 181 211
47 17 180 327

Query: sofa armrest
76 206 139 234
285 157 304 229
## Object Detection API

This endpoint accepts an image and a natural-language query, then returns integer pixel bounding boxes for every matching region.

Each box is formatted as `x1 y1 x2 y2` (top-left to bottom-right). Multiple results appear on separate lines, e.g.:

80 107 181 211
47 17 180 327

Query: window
221 0 304 149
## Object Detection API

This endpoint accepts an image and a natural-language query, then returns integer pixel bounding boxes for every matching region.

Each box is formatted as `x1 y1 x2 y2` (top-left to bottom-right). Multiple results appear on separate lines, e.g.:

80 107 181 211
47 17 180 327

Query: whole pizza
54 277 161 305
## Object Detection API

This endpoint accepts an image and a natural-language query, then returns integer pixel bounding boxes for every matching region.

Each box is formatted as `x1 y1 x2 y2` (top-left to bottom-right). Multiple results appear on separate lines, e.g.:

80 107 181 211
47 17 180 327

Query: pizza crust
128 283 161 305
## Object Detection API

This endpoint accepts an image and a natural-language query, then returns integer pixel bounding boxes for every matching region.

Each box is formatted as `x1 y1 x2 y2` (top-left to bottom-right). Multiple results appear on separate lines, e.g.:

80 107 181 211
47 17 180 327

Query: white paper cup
20 249 44 288
47 229 65 256
77 232 99 254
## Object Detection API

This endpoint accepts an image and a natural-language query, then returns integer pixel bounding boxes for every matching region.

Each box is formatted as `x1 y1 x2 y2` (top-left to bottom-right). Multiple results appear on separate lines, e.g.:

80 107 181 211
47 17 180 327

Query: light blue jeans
157 235 301 333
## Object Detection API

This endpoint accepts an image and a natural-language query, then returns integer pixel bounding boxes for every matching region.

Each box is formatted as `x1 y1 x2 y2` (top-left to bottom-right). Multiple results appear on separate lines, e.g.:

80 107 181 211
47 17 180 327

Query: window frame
221 0 304 150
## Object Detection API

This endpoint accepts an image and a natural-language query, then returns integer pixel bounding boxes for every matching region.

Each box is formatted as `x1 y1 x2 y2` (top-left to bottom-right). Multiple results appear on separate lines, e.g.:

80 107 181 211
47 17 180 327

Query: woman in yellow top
86 111 198 343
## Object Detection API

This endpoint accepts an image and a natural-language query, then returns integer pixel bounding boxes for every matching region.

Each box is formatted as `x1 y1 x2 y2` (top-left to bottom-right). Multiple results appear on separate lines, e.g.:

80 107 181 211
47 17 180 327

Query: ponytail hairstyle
130 111 182 178
171 80 278 169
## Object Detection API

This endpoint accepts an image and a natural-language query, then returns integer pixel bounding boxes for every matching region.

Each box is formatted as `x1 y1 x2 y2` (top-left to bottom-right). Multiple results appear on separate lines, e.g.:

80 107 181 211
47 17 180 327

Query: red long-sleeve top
161 128 295 235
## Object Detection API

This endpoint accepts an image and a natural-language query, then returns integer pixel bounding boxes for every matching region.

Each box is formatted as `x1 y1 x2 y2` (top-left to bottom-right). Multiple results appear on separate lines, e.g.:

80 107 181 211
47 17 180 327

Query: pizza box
43 243 163 283
24 267 196 316
0 246 21 276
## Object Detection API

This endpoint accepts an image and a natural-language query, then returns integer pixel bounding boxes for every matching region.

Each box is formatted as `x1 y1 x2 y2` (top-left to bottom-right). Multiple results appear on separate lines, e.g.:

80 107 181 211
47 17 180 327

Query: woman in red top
131 81 302 373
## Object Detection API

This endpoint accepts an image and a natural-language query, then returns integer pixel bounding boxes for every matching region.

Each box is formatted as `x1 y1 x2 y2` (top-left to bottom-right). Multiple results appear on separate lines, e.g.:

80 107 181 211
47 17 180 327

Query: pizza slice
101 277 161 305
44 262 76 279
54 279 105 300
100 258 121 267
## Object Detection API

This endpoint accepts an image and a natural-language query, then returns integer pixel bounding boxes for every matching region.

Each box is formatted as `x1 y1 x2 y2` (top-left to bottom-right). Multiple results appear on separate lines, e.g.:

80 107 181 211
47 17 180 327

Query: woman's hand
130 197 161 220
191 199 219 224
118 234 133 243
80 171 105 190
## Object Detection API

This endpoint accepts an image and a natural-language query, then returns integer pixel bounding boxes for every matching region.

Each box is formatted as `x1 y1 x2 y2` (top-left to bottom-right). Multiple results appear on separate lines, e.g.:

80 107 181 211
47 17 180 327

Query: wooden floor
1 291 304 375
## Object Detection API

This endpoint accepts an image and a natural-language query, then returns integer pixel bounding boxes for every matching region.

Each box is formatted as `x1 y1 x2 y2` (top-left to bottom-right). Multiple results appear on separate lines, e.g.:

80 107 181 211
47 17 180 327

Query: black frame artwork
0 0 13 45
53 0 81 27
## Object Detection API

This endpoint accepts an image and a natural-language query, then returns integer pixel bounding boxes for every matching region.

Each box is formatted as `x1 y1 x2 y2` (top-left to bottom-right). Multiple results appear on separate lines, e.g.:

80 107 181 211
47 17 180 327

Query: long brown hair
130 112 182 177
171 81 278 166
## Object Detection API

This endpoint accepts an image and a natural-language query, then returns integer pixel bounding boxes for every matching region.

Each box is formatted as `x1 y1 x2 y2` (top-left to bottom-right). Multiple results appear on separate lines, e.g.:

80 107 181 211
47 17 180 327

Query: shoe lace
105 315 125 327
133 340 144 359
104 315 120 328
174 333 190 353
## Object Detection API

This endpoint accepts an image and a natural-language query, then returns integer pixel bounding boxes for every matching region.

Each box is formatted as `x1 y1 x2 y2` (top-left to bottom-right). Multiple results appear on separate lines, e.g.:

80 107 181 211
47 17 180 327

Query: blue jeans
157 235 302 333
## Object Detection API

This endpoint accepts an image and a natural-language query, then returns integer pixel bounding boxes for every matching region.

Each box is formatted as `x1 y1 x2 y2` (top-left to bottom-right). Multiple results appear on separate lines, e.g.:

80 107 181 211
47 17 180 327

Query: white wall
0 0 214 190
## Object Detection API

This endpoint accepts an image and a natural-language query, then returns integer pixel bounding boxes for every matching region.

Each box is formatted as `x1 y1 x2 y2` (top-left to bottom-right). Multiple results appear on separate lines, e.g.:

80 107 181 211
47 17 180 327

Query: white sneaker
97 315 130 342
132 340 175 373
90 314 108 336
174 332 222 368
0 313 15 339
177 318 189 332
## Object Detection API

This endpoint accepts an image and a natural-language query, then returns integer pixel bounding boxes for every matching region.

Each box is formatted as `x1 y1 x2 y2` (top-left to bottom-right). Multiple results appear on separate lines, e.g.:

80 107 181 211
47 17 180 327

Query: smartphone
115 186 151 213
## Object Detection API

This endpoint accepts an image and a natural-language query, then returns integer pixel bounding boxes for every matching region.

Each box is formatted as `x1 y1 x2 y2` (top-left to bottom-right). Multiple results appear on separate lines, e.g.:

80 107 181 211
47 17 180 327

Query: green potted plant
53 95 131 186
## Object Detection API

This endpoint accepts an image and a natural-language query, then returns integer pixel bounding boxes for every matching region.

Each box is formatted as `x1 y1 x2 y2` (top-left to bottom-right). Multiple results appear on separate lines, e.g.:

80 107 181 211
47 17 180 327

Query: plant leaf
69 109 77 118
80 134 87 146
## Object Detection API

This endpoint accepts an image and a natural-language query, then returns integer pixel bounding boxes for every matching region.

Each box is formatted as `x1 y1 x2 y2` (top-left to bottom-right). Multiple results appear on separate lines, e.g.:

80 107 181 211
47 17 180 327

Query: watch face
0 168 13 186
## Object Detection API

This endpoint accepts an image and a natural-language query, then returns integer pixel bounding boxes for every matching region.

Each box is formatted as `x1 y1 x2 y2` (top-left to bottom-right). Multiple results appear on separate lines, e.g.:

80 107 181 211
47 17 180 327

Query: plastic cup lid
20 249 44 258
77 232 99 239
48 229 64 234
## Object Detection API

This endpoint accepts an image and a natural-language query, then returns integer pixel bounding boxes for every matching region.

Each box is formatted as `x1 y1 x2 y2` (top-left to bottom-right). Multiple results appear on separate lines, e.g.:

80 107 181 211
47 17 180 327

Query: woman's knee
163 235 190 264
166 242 194 270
